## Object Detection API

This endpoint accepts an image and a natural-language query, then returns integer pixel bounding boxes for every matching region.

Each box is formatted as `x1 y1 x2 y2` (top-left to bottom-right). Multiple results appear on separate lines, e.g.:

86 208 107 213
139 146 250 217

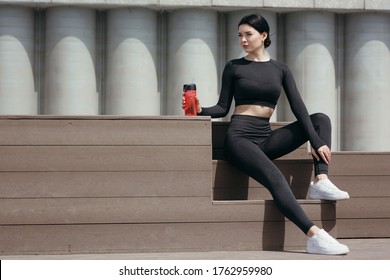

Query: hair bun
264 37 271 48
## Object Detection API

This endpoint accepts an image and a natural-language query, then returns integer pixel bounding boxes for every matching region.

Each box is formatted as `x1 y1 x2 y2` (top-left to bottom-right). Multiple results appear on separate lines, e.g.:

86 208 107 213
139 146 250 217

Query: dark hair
238 14 271 48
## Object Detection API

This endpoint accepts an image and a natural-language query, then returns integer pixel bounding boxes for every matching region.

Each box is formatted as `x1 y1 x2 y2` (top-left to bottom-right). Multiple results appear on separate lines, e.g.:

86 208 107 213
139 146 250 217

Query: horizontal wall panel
0 171 211 198
337 197 390 219
0 117 211 146
330 153 390 239
337 219 390 238
331 175 390 197
330 152 390 175
0 221 337 255
0 197 334 225
0 146 211 172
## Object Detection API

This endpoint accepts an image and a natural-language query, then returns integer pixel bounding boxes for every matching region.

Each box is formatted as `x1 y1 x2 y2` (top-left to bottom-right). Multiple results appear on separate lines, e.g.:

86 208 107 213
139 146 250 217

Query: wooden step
0 198 335 255
0 116 338 255
0 220 335 255
329 152 390 238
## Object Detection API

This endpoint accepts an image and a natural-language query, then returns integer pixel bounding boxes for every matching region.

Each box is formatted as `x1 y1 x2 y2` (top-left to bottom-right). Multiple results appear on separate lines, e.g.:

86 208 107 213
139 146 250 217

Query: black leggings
224 113 332 234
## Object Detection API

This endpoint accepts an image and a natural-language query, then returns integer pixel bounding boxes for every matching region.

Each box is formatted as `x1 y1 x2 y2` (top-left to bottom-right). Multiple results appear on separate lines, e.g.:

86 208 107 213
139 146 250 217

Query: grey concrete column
105 8 159 115
0 6 37 114
226 10 278 121
344 13 390 151
44 7 98 115
166 9 219 116
285 11 338 149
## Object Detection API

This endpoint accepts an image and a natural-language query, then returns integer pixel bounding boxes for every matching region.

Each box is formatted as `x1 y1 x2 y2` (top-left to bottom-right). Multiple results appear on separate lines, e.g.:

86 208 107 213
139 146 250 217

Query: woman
183 14 350 255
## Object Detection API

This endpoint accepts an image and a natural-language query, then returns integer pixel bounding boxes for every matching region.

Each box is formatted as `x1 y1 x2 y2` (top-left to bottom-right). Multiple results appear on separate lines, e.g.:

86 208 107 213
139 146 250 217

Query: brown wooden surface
329 152 390 238
0 197 335 225
2 116 387 254
329 176 390 197
0 171 211 198
0 220 337 255
3 238 388 260
0 117 215 254
337 219 390 238
329 152 390 176
0 146 211 171
0 116 332 255
0 116 211 146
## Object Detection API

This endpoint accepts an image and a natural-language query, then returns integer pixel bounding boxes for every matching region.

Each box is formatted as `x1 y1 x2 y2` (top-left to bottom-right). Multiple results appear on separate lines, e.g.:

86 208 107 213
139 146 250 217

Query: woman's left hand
311 145 331 165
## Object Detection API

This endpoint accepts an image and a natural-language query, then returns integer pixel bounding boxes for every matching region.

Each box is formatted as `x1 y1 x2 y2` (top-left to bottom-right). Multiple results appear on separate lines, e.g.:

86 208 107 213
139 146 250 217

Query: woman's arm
282 66 325 150
198 61 235 118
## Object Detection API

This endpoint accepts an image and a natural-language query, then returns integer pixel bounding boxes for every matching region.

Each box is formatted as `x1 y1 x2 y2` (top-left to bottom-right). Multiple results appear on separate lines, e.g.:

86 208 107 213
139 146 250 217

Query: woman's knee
310 113 331 129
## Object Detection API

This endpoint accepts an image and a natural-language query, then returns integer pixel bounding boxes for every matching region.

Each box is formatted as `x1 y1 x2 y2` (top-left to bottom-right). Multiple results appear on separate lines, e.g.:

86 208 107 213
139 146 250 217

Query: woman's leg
224 115 349 254
263 113 331 176
263 113 349 200
224 136 315 234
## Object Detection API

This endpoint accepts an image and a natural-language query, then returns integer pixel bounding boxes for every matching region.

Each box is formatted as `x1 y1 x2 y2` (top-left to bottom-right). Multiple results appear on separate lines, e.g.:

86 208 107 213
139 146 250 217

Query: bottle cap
183 83 196 91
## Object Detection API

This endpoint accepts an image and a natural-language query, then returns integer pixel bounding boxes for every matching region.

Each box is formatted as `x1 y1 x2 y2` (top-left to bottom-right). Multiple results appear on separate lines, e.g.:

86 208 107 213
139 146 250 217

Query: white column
166 9 219 116
344 13 390 151
105 8 159 115
44 7 98 115
226 10 278 121
0 6 37 114
284 11 338 149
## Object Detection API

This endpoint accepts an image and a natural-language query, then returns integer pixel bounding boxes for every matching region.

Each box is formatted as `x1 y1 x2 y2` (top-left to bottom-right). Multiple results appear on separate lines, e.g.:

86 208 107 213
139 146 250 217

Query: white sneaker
307 229 349 255
308 179 350 200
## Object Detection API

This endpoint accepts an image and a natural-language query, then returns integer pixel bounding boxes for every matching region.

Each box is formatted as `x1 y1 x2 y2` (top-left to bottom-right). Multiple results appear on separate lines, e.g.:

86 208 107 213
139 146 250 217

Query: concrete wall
0 1 389 150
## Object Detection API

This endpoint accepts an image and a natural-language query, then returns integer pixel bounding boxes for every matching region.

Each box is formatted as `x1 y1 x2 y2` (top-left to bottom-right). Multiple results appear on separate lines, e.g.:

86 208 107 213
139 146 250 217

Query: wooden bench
0 116 336 255
328 152 390 238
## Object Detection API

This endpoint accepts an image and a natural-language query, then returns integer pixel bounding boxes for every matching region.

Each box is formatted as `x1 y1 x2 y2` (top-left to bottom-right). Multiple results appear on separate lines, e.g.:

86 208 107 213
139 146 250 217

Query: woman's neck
245 50 270 62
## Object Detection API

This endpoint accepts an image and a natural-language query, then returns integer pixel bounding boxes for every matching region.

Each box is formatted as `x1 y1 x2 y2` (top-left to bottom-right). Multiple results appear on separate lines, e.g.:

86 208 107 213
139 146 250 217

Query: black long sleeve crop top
199 58 325 150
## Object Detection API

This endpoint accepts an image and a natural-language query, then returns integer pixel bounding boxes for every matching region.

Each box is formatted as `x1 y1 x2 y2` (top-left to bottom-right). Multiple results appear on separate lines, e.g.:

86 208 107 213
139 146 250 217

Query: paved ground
1 238 390 260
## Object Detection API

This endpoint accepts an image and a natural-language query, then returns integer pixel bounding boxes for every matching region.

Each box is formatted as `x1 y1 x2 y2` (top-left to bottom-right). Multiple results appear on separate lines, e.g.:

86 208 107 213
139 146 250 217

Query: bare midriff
233 104 274 118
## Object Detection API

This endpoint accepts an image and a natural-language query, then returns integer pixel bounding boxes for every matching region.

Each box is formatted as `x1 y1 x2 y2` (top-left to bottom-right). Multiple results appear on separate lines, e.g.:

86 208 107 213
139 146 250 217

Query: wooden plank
337 219 390 238
0 171 211 198
0 115 211 121
0 221 337 255
0 117 211 146
329 152 390 176
0 146 211 172
0 197 334 225
330 175 390 197
337 197 390 219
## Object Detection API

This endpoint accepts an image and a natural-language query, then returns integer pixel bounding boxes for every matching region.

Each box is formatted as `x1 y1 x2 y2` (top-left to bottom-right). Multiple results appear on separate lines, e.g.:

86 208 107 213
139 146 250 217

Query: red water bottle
183 83 197 116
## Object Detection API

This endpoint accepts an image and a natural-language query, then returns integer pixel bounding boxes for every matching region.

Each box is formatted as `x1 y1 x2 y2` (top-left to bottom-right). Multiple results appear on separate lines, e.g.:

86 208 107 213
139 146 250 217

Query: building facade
0 1 389 151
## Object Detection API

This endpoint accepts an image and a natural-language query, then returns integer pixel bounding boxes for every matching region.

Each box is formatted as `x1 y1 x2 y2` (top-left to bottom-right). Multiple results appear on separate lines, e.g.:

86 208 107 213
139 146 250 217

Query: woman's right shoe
306 229 349 255
308 179 350 200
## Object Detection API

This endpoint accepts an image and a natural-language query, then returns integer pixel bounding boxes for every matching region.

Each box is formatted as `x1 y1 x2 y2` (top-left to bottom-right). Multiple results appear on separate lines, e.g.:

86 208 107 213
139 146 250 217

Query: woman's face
238 24 267 53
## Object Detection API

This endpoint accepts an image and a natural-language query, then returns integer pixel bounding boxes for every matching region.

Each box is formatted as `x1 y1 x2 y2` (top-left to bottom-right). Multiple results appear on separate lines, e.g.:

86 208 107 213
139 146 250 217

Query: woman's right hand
182 94 202 114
